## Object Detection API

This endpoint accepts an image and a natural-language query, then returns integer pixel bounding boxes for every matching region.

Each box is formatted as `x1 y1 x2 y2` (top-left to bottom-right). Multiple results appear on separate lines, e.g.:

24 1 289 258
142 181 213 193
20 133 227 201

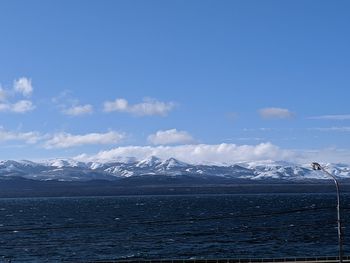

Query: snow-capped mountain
0 157 349 182
135 156 162 168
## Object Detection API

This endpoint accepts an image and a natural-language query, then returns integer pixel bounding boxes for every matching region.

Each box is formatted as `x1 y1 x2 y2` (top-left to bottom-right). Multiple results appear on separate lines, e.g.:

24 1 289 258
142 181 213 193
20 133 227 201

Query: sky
0 0 350 164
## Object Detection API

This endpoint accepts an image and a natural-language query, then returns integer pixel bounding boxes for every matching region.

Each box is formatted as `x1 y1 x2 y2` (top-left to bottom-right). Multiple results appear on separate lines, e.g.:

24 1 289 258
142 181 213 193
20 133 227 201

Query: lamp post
311 162 343 263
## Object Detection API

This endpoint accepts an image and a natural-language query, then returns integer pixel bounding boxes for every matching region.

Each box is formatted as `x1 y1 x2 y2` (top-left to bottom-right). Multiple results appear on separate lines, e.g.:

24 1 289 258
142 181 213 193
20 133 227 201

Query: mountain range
0 156 349 182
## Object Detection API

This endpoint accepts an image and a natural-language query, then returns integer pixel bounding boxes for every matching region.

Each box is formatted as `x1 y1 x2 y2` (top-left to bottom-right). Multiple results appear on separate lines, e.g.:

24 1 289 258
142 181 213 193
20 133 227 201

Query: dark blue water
0 194 349 262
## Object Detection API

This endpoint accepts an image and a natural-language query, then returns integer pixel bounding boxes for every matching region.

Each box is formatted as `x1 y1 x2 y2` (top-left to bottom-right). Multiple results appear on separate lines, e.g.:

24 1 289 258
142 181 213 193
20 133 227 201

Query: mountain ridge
0 157 349 182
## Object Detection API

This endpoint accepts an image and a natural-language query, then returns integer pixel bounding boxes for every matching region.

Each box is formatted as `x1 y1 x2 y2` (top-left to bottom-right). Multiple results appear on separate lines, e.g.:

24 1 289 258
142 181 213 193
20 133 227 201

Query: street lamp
311 162 343 263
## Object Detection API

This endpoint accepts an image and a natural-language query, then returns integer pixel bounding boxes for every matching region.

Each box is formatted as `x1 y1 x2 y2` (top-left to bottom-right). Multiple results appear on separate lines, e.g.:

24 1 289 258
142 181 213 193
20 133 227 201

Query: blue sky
0 0 350 163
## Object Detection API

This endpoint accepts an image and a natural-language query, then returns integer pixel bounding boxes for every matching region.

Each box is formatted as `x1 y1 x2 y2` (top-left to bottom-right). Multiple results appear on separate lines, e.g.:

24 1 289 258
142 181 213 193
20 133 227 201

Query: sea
0 193 349 262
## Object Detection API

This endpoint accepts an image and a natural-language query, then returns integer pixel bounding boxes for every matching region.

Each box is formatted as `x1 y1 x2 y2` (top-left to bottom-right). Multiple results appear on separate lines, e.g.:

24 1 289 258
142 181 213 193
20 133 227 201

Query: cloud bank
75 142 297 164
0 100 35 113
259 107 293 119
62 104 93 116
52 91 94 117
44 131 126 149
148 129 195 145
310 127 350 132
104 98 175 116
309 114 350 120
0 127 42 144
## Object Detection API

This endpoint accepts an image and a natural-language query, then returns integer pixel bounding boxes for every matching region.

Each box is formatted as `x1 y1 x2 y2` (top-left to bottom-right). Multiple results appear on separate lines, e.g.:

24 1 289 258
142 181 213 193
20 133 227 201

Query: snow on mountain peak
42 159 86 168
136 156 162 168
158 158 188 169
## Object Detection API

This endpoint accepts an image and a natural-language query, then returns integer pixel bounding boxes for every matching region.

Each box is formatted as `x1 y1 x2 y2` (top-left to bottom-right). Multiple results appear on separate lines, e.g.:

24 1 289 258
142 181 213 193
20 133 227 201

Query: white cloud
44 131 125 149
295 147 350 164
0 127 42 144
13 77 33 97
104 98 175 116
52 91 94 117
0 127 127 149
259 107 294 119
62 104 93 116
309 114 350 120
0 77 35 113
75 142 297 164
11 100 35 113
0 87 7 101
104 98 128 112
148 129 195 145
0 103 9 112
310 127 350 132
0 100 35 113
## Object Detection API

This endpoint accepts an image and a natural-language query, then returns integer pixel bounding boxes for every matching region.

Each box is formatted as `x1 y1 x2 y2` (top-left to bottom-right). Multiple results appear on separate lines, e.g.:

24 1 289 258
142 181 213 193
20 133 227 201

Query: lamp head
311 162 322 171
